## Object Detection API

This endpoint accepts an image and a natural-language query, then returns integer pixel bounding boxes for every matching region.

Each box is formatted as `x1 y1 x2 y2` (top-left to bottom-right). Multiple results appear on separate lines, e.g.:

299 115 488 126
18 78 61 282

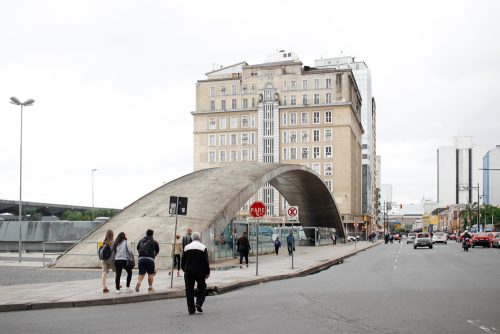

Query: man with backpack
135 229 160 293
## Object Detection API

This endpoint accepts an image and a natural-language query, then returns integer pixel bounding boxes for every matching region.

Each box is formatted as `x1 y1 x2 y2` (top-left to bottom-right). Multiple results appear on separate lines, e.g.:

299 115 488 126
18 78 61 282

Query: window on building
313 112 320 124
242 84 248 94
301 147 309 159
243 98 248 109
313 129 320 142
314 94 319 104
313 147 320 159
282 113 287 125
250 149 256 161
283 81 287 91
210 100 215 111
301 112 308 125
312 163 320 174
291 81 296 91
241 133 249 145
219 116 227 129
241 149 249 162
219 150 226 162
325 129 332 141
324 163 332 176
290 112 297 125
326 78 332 88
301 130 308 143
219 134 227 146
230 150 237 162
210 86 215 97
241 116 249 128
209 151 216 163
282 131 287 144
290 131 297 143
326 93 332 104
283 95 287 106
282 148 288 160
231 99 237 110
208 117 216 130
302 94 308 105
302 80 307 90
232 84 237 95
291 95 296 105
221 86 226 96
325 146 332 158
314 78 319 89
208 134 216 147
231 133 237 145
252 98 256 108
230 116 237 129
250 115 256 127
221 100 226 111
325 110 332 123
325 180 332 192
251 84 255 93
362 154 368 159
290 147 297 160
250 132 256 145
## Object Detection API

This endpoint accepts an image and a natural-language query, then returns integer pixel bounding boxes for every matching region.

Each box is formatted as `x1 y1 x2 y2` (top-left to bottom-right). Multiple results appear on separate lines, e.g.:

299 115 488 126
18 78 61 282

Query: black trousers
184 273 206 312
239 250 249 265
172 254 181 270
115 259 132 290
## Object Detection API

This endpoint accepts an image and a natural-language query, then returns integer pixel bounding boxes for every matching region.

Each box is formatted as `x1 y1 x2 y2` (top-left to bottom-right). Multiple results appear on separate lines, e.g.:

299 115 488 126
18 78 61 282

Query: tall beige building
192 51 363 222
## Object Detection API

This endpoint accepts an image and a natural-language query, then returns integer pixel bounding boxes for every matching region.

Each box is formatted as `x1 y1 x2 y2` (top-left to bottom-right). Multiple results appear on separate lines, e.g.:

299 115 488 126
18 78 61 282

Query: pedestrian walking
113 232 134 293
169 234 183 277
99 229 115 293
181 232 210 315
182 227 193 251
236 231 251 268
274 236 281 255
331 233 337 245
135 229 160 293
287 232 295 255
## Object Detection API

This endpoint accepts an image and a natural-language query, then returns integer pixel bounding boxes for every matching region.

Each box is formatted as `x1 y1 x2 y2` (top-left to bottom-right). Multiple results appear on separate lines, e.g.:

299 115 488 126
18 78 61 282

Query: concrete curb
0 243 378 312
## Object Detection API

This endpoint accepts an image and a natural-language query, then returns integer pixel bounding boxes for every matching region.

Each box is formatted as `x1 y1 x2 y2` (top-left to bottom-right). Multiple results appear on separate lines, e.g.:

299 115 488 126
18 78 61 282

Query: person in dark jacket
236 231 251 268
287 232 295 255
181 231 210 314
134 229 160 293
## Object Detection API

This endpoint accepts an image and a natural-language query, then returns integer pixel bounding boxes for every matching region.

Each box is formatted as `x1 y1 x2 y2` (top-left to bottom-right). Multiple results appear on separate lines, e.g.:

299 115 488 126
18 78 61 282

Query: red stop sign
250 201 266 218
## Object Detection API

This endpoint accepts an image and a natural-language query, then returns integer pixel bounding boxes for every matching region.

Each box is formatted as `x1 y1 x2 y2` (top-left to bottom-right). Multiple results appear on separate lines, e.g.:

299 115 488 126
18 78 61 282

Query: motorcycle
463 238 471 252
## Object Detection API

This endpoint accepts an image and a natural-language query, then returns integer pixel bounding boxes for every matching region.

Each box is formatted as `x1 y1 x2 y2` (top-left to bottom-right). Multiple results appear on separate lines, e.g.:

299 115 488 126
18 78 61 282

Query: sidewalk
0 242 378 312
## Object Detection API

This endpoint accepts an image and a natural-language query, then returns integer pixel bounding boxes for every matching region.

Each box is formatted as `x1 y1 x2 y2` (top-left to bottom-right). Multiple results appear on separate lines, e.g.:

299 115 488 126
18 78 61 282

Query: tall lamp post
10 97 35 263
92 169 98 221
462 183 481 232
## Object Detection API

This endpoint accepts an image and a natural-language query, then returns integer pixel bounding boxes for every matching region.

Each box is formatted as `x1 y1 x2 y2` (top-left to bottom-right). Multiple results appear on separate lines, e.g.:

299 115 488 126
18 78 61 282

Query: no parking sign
287 206 299 221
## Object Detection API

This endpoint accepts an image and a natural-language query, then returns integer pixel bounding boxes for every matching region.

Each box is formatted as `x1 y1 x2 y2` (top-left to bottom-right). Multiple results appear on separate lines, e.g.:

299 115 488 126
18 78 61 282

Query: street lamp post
462 183 481 232
10 97 35 263
92 169 98 221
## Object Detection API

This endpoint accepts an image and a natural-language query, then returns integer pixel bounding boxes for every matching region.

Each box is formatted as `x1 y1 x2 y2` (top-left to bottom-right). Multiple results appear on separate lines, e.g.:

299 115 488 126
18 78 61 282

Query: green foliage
23 208 42 221
60 208 119 221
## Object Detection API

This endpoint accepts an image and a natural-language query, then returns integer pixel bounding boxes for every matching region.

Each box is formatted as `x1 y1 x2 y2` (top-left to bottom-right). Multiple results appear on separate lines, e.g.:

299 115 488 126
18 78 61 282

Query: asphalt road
1 242 499 334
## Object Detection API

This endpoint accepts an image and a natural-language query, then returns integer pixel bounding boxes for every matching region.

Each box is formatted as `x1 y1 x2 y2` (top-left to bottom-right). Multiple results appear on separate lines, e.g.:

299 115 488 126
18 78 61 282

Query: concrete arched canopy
55 163 344 268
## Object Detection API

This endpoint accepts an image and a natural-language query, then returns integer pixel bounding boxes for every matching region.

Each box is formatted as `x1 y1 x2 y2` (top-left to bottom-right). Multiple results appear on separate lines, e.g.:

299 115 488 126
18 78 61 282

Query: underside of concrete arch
54 163 344 268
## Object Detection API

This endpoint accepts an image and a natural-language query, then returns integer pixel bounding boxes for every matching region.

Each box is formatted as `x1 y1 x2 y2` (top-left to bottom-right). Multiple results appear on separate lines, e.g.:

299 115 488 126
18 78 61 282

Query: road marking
467 320 498 334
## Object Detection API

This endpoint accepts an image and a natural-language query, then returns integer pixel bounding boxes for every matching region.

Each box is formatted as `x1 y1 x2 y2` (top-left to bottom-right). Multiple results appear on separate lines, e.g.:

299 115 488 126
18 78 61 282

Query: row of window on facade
209 93 334 111
209 78 336 97
207 110 333 131
282 146 333 160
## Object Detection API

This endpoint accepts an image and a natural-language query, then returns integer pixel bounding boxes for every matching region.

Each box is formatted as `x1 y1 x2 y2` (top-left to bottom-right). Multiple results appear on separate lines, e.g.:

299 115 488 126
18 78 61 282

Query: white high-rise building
315 57 376 218
437 136 488 206
483 145 500 206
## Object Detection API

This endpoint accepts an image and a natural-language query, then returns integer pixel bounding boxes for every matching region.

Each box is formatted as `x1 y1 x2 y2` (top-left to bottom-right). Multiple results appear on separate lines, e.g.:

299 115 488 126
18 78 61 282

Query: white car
432 232 447 244
347 235 359 242
407 233 416 244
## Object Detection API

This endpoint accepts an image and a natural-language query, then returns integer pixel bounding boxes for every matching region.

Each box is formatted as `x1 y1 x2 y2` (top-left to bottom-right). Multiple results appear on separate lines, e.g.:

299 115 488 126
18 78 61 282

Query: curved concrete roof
55 163 344 268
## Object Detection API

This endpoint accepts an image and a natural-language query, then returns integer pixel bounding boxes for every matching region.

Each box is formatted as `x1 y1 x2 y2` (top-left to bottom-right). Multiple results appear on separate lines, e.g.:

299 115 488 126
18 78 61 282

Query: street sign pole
170 196 179 289
256 217 259 276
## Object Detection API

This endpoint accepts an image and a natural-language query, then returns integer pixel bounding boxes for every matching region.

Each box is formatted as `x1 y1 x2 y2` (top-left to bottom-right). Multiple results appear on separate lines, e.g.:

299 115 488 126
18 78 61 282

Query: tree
460 203 478 230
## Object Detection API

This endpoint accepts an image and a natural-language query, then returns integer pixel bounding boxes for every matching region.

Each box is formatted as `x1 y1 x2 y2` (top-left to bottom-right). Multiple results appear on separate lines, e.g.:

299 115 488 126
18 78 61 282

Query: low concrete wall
0 221 101 252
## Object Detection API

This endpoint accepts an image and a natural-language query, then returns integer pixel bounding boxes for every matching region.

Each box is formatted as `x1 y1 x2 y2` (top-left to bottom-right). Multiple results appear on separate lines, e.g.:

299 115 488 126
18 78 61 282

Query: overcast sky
1 0 499 209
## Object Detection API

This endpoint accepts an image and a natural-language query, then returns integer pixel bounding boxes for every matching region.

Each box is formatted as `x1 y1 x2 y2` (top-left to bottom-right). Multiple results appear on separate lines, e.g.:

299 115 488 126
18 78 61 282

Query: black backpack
98 243 112 260
138 238 155 257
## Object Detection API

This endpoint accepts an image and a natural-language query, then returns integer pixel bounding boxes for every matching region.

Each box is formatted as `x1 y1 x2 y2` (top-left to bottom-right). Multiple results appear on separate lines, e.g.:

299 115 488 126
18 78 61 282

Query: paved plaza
0 242 376 312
